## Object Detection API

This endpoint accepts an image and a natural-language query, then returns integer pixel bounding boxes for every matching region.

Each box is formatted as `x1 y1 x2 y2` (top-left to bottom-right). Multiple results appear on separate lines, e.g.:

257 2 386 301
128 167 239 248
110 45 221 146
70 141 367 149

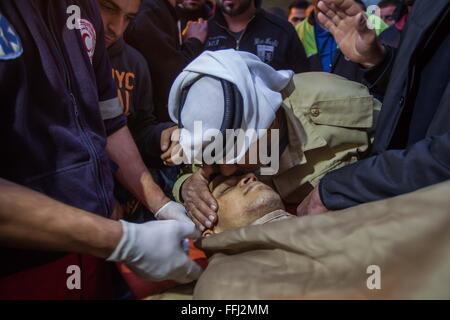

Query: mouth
104 35 116 45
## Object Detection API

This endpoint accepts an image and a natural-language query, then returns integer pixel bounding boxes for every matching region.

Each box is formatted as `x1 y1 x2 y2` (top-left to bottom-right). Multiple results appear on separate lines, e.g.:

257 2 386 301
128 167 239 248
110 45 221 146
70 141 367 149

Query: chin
248 189 285 214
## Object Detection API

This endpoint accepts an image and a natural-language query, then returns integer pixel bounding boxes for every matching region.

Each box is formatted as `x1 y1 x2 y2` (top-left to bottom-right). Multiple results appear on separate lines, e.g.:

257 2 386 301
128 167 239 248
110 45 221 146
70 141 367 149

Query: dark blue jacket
320 0 450 210
0 0 126 275
205 8 310 73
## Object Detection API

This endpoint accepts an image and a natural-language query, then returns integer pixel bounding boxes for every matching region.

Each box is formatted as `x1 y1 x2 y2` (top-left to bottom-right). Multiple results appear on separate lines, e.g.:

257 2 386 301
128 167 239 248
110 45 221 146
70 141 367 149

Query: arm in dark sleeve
286 26 310 73
127 61 175 168
319 132 450 210
182 37 204 61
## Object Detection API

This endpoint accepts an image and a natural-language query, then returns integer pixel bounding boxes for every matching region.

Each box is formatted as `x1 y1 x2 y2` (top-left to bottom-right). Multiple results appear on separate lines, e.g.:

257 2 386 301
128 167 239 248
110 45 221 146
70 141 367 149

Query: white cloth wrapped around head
169 49 295 164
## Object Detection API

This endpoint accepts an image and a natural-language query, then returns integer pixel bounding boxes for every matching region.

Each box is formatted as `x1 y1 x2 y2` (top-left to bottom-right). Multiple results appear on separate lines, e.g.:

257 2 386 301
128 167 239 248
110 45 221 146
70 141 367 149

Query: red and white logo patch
79 19 96 63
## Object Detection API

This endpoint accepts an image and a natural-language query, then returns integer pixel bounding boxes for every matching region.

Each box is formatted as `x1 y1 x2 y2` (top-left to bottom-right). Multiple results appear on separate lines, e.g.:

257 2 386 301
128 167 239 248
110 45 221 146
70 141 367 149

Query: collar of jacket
252 210 293 226
161 0 179 21
107 37 125 58
212 7 263 32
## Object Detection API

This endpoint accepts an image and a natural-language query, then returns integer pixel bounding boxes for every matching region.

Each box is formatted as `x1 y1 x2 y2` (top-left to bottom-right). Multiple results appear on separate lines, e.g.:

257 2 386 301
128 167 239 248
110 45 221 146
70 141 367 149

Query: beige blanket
194 181 450 299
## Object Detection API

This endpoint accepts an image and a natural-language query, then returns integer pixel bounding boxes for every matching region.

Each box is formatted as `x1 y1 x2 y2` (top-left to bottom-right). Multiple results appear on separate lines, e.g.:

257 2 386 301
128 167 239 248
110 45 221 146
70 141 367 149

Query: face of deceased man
205 173 285 235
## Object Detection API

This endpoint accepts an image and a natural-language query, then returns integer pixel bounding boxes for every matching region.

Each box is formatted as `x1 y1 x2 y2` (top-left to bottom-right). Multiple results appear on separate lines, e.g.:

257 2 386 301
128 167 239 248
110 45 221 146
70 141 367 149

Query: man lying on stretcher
195 173 450 300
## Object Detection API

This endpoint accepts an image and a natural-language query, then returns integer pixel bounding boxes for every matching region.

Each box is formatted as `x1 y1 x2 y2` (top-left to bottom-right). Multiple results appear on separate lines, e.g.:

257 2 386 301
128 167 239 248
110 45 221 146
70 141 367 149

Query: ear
202 230 215 238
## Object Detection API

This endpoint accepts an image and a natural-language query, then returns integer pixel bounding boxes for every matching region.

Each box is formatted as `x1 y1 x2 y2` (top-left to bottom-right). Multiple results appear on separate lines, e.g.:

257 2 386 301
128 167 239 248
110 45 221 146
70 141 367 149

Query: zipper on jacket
215 15 256 50
70 94 112 216
236 32 244 50
32 2 112 216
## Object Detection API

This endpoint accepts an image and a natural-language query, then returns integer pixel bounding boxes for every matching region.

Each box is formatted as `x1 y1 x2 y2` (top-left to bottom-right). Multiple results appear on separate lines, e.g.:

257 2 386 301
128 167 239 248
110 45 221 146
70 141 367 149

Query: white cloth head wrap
169 49 294 163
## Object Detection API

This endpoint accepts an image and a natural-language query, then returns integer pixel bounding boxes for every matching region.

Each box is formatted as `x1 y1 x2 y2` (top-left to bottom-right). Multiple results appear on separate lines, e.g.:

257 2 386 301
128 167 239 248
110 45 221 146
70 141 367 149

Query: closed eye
220 185 234 196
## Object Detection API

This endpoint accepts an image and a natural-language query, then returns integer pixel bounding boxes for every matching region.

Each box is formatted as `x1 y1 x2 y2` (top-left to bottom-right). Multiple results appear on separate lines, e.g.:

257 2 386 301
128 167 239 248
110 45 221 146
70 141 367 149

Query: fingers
181 171 218 231
199 185 218 211
322 0 354 13
355 11 370 34
318 0 342 27
320 0 362 19
160 130 171 152
296 201 307 217
186 203 213 231
177 221 201 239
196 198 217 224
297 187 328 216
191 183 218 227
161 148 173 164
317 12 338 33
161 142 183 166
187 209 206 232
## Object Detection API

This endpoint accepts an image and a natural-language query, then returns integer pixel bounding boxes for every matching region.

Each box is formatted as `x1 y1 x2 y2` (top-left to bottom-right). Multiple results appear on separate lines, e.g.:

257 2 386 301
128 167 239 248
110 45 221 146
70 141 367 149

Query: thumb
177 221 202 239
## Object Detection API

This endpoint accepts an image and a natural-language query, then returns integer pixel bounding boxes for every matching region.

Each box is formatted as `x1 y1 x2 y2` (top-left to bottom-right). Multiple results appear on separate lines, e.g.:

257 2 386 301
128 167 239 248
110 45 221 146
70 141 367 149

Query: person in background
378 0 402 26
288 0 310 27
204 0 310 73
98 0 181 218
379 0 416 48
295 0 386 83
125 0 208 122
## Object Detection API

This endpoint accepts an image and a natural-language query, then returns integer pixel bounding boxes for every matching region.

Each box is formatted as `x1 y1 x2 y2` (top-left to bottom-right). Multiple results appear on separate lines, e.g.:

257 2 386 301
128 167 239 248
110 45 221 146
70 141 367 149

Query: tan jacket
174 72 381 204
194 181 450 300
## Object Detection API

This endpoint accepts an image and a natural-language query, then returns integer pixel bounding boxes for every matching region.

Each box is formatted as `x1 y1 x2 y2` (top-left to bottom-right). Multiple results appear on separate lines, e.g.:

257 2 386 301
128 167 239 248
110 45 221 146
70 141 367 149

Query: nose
108 16 126 38
238 173 257 187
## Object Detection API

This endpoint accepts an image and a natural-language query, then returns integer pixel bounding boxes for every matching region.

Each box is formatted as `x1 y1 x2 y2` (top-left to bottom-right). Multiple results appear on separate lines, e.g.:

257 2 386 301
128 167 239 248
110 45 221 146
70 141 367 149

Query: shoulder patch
79 18 96 63
0 13 23 60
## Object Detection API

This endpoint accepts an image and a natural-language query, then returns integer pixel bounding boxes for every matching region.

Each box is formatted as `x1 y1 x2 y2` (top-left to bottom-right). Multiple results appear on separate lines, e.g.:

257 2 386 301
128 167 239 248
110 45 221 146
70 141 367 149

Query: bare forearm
106 127 169 213
0 178 122 259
